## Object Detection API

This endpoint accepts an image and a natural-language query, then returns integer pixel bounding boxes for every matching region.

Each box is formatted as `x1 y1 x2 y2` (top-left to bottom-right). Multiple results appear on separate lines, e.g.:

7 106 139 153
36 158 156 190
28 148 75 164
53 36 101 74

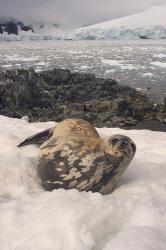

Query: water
0 40 166 102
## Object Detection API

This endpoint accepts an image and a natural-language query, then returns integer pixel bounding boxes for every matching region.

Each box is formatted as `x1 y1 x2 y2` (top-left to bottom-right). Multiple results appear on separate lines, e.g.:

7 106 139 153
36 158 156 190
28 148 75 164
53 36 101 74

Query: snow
0 23 67 41
150 61 166 68
78 5 166 30
0 115 166 250
1 6 166 41
73 5 166 40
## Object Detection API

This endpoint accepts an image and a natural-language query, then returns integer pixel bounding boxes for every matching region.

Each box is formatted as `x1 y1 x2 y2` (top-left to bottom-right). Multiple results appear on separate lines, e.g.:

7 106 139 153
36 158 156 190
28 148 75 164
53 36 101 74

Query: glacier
1 5 166 41
72 5 166 40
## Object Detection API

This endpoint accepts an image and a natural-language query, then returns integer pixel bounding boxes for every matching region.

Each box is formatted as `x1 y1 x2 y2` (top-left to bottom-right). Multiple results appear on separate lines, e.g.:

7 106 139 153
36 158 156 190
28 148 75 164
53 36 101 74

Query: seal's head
105 134 136 159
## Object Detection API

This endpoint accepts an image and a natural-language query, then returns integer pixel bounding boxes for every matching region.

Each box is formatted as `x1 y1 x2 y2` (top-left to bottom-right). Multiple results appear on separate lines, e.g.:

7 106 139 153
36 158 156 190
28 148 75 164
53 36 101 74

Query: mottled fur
18 118 136 194
52 118 100 138
38 134 136 194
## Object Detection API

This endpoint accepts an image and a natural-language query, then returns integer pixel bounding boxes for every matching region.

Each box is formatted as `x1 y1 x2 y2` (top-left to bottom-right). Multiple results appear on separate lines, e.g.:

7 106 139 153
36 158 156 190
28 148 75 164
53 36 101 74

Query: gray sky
0 0 165 28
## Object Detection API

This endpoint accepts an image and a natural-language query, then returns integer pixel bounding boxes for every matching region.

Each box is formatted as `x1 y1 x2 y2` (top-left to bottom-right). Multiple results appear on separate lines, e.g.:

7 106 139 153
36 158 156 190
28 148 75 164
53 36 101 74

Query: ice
120 64 138 70
153 53 166 59
0 40 166 102
102 59 122 66
80 65 91 70
2 64 12 68
73 5 166 40
102 59 138 70
150 61 166 68
0 6 166 41
4 55 39 62
105 69 115 73
0 115 166 250
34 62 49 66
142 72 154 78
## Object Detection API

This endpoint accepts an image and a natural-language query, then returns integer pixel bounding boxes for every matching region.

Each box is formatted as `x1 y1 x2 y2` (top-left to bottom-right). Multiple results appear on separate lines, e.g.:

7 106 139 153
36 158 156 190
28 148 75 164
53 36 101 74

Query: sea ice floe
80 65 91 70
153 53 166 59
150 61 166 68
4 55 40 62
102 59 138 70
102 59 122 66
142 72 154 78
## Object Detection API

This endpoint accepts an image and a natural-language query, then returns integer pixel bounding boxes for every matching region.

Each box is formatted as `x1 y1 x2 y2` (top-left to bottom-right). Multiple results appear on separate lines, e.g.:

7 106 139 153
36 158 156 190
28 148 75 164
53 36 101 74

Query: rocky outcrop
0 68 165 130
0 21 34 35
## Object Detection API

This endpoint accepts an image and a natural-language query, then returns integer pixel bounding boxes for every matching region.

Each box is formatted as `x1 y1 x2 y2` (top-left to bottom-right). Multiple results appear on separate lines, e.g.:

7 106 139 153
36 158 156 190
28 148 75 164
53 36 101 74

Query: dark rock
0 25 3 34
0 68 165 131
163 97 166 112
4 21 18 35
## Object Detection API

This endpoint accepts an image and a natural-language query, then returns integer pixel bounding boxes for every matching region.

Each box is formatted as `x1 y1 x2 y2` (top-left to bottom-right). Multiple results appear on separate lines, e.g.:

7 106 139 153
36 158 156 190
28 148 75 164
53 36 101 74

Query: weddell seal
18 118 136 194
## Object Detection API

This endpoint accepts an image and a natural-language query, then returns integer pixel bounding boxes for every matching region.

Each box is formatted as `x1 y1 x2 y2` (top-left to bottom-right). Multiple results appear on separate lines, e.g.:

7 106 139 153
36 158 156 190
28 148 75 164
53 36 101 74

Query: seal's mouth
113 140 132 158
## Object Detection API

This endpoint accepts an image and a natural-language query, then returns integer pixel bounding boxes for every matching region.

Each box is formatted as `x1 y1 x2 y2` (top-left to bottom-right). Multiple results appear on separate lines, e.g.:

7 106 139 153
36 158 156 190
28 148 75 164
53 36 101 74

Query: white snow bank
0 115 166 250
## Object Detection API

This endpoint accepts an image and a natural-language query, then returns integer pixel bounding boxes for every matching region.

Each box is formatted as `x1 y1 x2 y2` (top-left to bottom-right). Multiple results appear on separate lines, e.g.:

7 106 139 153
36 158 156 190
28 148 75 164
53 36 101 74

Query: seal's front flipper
17 128 54 147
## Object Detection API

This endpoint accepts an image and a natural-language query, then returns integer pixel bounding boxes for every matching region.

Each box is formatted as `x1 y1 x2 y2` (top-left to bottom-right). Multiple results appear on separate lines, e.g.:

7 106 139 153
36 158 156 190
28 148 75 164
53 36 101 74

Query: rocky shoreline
0 68 165 131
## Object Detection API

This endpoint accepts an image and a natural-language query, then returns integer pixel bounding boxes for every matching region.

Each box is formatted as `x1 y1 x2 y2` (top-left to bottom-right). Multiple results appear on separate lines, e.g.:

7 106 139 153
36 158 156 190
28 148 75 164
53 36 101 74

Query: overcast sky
0 0 165 28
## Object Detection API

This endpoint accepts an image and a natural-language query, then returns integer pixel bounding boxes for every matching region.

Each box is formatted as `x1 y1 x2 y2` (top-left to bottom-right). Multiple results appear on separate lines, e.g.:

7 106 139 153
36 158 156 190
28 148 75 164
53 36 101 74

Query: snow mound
73 5 166 40
0 115 166 250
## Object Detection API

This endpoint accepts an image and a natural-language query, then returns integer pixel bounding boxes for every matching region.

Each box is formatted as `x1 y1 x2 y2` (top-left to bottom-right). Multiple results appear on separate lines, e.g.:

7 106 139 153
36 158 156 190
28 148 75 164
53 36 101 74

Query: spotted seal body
18 118 136 194
18 118 99 147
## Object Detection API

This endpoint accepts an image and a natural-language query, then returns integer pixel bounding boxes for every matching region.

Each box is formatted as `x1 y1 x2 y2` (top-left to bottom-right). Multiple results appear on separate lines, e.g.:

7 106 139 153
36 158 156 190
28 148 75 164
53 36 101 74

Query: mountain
0 19 65 41
1 5 166 41
73 5 166 40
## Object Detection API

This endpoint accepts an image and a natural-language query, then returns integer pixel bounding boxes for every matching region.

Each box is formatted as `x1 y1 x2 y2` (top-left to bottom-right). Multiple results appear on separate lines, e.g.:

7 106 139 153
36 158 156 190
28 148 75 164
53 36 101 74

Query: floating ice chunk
150 61 166 68
5 55 39 62
142 72 154 78
120 64 138 70
136 87 148 92
80 65 90 70
153 53 166 58
102 59 137 70
2 64 12 68
105 69 116 73
102 59 122 66
34 62 49 66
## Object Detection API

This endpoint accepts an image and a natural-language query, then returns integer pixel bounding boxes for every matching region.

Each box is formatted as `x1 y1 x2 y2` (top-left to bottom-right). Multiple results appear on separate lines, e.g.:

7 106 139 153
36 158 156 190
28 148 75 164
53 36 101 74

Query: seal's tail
17 128 54 147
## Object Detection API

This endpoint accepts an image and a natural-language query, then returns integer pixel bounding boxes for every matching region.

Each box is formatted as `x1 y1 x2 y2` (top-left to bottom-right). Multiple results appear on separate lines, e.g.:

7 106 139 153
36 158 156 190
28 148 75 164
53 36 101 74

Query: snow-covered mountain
73 5 166 40
1 5 166 41
0 20 66 41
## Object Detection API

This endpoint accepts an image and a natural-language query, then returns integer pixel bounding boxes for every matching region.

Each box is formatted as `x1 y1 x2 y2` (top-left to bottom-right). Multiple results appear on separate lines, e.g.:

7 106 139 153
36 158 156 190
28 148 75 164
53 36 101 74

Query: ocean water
0 40 166 102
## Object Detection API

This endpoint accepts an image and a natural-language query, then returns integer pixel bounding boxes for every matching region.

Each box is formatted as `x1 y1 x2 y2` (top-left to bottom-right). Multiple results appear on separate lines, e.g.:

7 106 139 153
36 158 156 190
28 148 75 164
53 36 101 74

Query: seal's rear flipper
17 128 54 147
